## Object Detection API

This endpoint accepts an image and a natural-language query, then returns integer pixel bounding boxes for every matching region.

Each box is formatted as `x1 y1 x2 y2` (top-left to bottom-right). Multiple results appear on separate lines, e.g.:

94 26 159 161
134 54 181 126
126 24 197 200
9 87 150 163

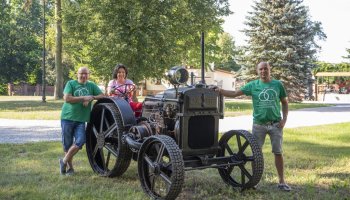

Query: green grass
1 123 349 199
0 96 331 120
0 96 63 120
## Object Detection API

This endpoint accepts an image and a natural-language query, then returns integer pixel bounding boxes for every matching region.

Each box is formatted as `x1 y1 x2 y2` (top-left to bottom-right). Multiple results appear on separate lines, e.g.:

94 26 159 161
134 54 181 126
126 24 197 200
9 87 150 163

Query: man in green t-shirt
216 62 290 191
59 66 104 175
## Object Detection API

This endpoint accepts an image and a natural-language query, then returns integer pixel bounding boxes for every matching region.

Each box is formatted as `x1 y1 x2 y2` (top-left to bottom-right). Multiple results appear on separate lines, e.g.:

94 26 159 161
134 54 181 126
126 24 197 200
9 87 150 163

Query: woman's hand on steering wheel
112 83 136 96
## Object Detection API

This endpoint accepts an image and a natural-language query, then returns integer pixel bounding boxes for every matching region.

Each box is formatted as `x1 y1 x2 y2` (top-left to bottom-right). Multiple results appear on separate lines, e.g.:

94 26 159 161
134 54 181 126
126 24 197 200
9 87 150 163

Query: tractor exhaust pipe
201 32 205 84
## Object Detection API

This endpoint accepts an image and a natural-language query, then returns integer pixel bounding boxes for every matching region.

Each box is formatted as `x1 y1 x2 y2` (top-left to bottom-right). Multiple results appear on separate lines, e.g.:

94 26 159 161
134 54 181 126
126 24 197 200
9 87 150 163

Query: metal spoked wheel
86 103 132 177
217 130 264 189
138 135 184 200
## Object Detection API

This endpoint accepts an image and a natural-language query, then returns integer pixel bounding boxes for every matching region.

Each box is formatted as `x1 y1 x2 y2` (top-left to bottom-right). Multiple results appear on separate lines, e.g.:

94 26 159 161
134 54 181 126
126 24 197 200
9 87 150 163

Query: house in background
140 67 237 96
187 68 237 90
139 78 170 96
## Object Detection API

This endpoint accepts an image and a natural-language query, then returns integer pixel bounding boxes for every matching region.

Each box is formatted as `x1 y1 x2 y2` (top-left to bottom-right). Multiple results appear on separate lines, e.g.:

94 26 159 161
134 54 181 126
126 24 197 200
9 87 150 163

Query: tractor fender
94 97 137 127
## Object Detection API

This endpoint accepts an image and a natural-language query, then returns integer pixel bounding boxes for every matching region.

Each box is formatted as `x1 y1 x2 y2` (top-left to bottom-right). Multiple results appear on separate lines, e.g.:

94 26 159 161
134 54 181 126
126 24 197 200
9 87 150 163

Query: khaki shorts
252 122 283 154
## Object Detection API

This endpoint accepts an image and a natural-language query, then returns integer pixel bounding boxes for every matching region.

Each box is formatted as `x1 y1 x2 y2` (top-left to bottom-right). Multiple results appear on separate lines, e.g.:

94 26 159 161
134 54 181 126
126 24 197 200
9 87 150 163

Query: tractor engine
129 97 178 140
128 66 224 157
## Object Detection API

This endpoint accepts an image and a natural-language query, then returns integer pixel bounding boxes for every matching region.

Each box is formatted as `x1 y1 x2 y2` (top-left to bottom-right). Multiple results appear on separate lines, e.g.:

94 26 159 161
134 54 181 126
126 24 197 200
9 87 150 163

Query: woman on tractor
107 64 142 117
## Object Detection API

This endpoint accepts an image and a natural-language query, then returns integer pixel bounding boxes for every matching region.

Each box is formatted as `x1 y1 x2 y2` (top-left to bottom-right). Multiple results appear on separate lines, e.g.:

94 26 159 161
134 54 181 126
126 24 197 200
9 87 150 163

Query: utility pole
42 0 46 103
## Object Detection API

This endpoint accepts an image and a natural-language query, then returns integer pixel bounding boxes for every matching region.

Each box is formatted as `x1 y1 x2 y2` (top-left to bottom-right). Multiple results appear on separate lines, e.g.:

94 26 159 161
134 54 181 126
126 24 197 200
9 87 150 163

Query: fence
7 83 54 96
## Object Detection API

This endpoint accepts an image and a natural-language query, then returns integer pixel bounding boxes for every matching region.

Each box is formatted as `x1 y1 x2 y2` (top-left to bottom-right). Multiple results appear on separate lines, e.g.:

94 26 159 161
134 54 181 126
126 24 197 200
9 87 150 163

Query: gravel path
1 104 349 144
0 119 61 144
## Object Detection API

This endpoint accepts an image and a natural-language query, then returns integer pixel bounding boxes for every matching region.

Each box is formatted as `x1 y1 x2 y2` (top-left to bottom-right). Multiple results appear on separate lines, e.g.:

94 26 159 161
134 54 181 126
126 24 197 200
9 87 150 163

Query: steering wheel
112 84 136 98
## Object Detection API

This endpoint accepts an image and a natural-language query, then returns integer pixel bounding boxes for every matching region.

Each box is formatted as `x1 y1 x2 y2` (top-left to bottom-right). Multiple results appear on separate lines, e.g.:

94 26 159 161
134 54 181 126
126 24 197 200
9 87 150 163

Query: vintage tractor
85 35 263 200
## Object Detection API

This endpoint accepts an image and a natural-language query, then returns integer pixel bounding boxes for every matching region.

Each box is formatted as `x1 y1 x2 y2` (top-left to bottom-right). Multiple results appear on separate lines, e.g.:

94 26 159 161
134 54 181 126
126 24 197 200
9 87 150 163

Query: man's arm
64 93 93 103
217 88 244 98
93 94 105 100
279 97 288 128
82 93 105 107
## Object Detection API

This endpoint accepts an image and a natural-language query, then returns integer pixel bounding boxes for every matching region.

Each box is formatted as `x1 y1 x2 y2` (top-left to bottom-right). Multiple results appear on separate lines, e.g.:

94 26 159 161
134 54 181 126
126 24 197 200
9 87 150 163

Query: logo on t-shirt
258 88 277 101
74 87 90 97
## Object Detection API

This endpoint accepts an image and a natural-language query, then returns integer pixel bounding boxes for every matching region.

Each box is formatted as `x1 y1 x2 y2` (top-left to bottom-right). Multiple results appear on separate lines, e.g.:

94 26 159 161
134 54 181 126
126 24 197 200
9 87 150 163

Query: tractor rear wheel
86 103 132 177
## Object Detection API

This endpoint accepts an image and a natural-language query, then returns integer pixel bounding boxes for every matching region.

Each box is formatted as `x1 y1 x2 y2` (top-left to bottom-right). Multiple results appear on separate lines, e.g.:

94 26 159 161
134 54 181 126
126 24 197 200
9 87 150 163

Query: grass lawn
0 96 63 120
1 123 349 200
0 96 330 120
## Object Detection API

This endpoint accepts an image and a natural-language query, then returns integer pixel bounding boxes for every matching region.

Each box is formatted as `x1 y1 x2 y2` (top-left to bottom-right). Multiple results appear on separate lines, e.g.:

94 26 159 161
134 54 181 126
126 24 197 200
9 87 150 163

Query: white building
140 68 237 96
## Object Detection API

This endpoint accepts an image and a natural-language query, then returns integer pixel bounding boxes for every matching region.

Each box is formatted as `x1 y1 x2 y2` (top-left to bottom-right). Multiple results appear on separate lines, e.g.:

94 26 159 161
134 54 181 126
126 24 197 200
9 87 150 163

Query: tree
213 32 241 72
54 0 63 99
62 0 231 85
240 0 326 101
344 48 350 61
314 61 350 73
0 0 42 85
43 0 73 88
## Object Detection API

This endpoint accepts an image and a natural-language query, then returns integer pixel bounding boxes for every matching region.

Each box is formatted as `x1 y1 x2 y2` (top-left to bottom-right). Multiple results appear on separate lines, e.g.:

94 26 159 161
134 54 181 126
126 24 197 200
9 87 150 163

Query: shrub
0 84 7 95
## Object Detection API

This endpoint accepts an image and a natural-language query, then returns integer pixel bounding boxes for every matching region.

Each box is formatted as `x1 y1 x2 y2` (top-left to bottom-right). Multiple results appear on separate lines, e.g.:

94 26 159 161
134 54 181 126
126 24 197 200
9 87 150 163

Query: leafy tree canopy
214 32 241 72
344 48 350 61
62 0 231 84
0 0 42 84
314 61 350 73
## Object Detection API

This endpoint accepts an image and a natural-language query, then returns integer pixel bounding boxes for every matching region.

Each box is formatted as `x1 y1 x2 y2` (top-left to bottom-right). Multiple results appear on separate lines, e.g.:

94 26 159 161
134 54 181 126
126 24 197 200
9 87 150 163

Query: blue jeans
61 119 86 152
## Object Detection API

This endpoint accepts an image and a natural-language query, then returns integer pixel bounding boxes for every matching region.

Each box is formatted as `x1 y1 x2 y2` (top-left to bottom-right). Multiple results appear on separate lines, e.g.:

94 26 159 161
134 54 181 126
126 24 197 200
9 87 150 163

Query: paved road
0 119 61 144
1 104 350 144
219 104 350 132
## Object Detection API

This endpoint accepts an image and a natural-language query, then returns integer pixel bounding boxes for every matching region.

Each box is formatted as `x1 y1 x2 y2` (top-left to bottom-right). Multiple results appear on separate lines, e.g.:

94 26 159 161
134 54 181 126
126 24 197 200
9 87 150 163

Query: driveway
1 104 350 143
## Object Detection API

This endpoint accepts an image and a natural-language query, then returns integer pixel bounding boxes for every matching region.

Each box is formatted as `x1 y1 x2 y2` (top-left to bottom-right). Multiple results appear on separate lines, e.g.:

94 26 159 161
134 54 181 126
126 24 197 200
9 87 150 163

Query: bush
0 84 7 95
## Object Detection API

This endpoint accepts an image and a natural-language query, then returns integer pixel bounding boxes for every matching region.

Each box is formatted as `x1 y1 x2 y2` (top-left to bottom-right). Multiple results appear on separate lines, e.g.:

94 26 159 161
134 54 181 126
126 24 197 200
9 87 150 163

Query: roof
315 72 350 77
187 68 235 75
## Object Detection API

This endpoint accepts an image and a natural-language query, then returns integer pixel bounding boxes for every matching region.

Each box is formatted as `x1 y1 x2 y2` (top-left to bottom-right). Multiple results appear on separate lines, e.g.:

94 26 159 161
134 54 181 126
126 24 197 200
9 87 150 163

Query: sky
222 0 350 63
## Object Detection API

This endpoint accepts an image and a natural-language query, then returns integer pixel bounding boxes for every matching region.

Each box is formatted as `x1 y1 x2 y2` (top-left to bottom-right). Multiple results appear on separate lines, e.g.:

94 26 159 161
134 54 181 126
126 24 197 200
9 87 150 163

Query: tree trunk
54 0 63 99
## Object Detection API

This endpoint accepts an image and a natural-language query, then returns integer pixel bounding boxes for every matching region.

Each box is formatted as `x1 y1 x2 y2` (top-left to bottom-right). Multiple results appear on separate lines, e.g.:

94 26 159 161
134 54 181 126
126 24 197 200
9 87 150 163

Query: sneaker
277 183 291 192
66 168 75 176
59 158 67 175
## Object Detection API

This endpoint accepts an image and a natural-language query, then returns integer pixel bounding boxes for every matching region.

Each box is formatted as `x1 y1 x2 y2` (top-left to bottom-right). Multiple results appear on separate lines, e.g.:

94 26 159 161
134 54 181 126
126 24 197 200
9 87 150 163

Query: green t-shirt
61 80 102 122
240 79 287 124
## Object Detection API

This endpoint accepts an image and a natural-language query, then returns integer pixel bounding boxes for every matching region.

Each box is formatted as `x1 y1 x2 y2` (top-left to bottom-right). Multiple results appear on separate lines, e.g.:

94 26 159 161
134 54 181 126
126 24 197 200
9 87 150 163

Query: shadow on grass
284 140 350 158
179 169 350 200
319 172 350 181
